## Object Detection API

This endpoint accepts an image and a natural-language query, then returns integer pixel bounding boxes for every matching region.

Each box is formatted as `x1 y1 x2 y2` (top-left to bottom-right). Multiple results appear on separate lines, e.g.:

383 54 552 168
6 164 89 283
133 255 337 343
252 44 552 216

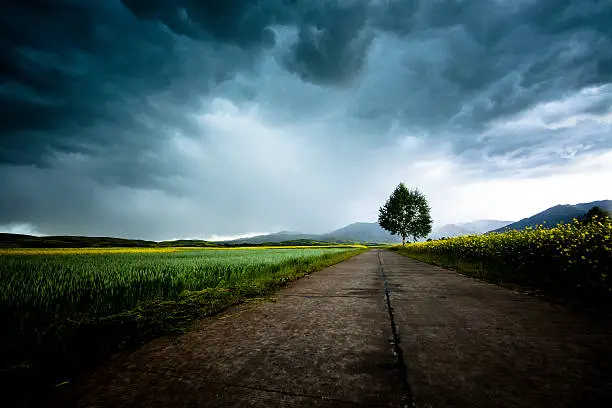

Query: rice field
0 247 361 318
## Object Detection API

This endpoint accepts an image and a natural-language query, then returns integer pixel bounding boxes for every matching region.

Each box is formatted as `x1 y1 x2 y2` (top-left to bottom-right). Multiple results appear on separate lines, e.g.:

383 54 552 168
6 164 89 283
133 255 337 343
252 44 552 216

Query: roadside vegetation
0 246 365 403
393 215 612 312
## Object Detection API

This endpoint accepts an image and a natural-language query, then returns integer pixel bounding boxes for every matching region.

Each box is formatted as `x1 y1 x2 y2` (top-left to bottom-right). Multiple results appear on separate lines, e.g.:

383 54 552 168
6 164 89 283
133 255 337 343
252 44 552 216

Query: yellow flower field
396 216 612 307
0 244 365 256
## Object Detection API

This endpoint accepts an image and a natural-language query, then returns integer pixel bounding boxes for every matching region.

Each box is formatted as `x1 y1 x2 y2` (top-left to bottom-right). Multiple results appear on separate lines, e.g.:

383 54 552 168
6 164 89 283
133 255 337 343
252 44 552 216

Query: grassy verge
391 249 489 278
391 246 612 314
2 247 366 407
390 218 612 313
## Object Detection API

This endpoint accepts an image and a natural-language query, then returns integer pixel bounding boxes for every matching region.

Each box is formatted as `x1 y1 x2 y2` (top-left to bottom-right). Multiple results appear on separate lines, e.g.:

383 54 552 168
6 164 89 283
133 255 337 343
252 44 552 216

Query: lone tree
378 183 433 246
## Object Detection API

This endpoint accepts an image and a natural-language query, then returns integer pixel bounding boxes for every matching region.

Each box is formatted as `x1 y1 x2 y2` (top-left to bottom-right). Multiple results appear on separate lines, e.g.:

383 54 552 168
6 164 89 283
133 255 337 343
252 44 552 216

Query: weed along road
54 250 612 408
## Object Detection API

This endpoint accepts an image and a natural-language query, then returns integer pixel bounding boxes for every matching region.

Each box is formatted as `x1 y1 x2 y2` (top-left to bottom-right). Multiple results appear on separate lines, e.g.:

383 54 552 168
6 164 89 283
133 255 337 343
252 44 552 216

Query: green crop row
0 248 355 317
395 217 612 309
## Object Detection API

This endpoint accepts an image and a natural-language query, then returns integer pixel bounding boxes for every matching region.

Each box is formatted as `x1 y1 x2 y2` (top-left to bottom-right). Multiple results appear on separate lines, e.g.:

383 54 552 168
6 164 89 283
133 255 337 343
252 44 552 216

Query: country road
53 250 612 408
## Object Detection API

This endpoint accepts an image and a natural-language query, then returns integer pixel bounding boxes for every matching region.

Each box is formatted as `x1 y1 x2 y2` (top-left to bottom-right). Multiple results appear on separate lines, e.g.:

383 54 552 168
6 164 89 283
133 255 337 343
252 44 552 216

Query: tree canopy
378 183 433 245
579 206 611 225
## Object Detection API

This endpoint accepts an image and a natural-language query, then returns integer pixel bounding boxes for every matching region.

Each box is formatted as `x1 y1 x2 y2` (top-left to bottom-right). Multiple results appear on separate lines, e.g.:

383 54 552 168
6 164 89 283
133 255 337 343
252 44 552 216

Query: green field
1 247 360 317
0 247 365 394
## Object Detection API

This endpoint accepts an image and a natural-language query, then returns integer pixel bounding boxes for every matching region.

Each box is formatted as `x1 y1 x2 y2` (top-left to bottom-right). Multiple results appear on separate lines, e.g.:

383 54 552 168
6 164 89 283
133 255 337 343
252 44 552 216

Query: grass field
1 246 365 398
1 247 363 317
393 216 612 311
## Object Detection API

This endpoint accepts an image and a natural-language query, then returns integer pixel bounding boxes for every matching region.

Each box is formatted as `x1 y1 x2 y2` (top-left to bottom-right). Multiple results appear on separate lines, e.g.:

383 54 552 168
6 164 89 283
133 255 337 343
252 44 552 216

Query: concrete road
53 250 612 408
380 251 612 408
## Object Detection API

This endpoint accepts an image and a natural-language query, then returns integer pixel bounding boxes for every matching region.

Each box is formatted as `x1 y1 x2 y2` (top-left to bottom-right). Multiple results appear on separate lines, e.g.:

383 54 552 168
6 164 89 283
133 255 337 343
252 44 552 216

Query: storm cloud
1 0 611 239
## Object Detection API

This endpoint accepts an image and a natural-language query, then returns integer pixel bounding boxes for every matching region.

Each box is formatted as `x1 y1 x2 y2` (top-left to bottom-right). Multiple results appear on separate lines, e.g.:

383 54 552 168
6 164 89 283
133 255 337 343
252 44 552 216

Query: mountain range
1 200 609 248
221 219 514 244
222 200 611 244
426 220 514 240
490 200 612 233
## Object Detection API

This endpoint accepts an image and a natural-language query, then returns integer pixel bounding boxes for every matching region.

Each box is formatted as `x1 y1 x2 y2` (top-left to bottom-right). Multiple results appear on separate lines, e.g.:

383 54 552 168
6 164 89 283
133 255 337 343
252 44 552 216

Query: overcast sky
1 0 611 240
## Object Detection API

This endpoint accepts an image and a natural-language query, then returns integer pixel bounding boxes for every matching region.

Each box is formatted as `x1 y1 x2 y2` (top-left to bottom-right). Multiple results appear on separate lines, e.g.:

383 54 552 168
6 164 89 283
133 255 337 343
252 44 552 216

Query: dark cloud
352 0 612 134
121 0 282 47
1 1 171 167
1 0 611 237
0 0 373 174
462 0 612 125
121 0 376 86
282 1 372 86
0 0 262 180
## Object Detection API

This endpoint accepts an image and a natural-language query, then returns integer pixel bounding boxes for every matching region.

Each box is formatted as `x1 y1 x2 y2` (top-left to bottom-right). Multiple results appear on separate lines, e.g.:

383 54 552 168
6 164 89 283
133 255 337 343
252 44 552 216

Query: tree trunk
402 236 406 246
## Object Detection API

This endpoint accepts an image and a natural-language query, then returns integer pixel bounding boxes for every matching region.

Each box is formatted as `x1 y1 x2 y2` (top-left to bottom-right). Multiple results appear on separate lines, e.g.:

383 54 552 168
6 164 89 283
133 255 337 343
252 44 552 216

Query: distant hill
490 200 612 233
458 220 514 234
0 233 158 248
220 223 400 245
424 220 513 240
0 234 222 248
427 224 471 240
321 222 401 243
219 239 348 247
219 220 515 245
221 231 319 245
156 239 219 247
10 201 610 249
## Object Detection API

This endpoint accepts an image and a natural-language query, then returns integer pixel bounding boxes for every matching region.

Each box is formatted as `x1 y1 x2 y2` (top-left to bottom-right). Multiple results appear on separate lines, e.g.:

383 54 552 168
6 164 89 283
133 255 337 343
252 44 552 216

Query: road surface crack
378 250 416 408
